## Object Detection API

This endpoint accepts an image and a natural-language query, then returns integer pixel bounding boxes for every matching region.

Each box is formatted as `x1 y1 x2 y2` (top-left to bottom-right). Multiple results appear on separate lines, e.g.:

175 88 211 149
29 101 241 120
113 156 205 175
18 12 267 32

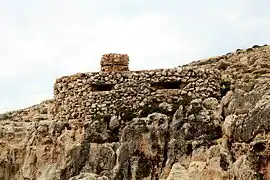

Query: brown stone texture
101 65 129 72
100 53 129 72
52 67 220 122
0 45 270 180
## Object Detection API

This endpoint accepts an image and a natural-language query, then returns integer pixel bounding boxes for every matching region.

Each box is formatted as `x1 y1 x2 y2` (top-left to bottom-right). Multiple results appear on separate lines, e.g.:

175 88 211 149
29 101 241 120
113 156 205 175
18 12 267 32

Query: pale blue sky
0 0 270 112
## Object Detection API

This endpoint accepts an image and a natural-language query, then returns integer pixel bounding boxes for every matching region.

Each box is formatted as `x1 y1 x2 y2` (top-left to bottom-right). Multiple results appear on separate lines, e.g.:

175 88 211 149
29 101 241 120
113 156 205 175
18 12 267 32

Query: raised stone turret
100 53 129 72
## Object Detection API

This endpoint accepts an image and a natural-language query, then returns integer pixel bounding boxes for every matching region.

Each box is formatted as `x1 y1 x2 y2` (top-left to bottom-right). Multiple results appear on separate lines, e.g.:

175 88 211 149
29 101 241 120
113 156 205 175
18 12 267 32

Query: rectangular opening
91 84 115 92
151 81 181 90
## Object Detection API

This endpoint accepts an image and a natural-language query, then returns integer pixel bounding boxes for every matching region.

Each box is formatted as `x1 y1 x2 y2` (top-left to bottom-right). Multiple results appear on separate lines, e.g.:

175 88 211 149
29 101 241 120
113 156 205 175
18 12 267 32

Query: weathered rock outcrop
0 45 270 180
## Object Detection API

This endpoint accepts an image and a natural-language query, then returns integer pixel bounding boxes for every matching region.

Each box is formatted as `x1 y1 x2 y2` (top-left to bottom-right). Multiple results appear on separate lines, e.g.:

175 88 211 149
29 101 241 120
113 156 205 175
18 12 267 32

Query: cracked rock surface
0 45 270 179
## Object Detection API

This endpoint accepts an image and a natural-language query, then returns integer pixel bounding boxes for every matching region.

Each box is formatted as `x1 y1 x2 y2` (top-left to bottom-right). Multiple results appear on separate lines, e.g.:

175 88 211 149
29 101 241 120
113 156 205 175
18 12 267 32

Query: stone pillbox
50 53 223 122
100 53 129 72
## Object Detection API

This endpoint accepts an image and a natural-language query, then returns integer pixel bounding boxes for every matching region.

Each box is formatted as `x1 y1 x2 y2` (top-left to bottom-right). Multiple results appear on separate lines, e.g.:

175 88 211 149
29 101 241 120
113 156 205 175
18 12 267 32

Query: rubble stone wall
100 53 129 72
52 67 221 121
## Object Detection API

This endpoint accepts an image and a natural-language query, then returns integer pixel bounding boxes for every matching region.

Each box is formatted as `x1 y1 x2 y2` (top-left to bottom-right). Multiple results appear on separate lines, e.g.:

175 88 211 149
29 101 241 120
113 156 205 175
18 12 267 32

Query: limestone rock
158 102 173 113
109 115 120 131
166 163 190 180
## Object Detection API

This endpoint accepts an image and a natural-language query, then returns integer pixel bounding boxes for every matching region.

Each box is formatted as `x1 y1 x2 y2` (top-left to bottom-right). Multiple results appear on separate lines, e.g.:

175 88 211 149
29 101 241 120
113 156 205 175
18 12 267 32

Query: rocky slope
1 45 270 180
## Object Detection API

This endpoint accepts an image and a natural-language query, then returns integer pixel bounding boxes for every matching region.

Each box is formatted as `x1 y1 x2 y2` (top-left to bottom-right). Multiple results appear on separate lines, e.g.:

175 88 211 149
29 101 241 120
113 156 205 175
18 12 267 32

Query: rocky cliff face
0 45 270 180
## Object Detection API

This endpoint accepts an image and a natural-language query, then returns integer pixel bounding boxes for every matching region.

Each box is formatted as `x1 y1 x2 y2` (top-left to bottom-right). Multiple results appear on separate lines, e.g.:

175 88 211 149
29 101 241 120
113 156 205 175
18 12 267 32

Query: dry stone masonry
52 54 221 121
100 53 129 72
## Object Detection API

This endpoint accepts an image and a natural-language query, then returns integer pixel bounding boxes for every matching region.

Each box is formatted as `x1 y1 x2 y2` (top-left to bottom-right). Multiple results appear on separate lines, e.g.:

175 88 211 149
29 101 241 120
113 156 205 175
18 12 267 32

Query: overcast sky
0 0 270 113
